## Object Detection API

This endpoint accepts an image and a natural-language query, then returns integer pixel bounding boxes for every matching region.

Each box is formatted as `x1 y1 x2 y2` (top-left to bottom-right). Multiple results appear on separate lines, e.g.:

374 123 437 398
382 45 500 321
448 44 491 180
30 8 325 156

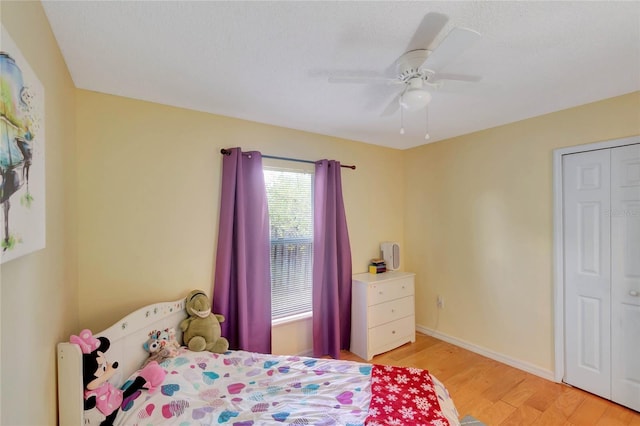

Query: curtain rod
220 148 356 170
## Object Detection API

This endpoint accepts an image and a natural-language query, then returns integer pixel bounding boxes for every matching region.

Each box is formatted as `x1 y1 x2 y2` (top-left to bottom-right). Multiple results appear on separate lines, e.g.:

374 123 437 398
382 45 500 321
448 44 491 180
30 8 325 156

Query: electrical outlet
437 295 444 309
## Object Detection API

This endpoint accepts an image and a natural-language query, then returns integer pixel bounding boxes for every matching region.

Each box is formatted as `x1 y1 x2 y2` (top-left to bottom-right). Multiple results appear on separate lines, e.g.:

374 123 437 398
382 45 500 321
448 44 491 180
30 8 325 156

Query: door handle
630 290 639 297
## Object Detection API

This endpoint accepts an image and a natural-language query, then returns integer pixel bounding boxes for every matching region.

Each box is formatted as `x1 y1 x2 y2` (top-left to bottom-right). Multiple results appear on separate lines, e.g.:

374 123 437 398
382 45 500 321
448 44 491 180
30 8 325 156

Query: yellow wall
404 92 640 372
75 90 406 333
0 2 78 425
272 317 313 356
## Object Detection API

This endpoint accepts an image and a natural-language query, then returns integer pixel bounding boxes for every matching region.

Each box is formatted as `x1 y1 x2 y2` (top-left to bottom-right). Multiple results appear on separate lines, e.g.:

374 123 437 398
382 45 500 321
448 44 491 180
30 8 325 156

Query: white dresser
350 271 416 360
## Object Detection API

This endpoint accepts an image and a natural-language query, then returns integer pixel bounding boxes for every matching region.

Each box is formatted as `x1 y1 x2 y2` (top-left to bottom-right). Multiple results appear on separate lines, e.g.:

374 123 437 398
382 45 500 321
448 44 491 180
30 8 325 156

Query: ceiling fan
328 12 481 119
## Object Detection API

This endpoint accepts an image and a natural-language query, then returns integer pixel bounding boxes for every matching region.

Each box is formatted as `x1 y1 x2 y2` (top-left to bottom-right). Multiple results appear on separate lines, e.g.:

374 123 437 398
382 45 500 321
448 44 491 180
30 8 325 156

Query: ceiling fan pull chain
424 107 430 140
400 104 405 135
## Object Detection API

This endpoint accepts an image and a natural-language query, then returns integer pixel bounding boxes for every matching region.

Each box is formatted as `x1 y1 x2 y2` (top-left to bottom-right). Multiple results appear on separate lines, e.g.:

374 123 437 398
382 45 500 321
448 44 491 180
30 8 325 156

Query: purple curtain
312 160 352 359
213 147 272 353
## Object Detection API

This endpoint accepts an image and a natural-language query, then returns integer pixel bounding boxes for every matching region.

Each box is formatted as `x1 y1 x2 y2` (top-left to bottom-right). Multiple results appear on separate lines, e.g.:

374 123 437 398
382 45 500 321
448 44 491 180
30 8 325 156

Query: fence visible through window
270 237 313 319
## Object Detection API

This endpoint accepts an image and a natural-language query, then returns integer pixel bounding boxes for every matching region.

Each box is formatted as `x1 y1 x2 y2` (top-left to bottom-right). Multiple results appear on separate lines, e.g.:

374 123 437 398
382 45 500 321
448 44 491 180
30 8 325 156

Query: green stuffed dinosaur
180 290 229 353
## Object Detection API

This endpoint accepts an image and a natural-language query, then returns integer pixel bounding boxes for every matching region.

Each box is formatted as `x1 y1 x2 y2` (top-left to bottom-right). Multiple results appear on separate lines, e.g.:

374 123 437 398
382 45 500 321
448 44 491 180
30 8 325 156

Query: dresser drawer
368 277 414 305
369 315 415 350
368 296 414 328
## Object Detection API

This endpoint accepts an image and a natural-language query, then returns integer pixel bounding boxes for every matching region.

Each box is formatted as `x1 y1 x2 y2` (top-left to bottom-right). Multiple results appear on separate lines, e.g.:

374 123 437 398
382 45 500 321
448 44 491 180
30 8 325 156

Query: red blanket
365 364 451 426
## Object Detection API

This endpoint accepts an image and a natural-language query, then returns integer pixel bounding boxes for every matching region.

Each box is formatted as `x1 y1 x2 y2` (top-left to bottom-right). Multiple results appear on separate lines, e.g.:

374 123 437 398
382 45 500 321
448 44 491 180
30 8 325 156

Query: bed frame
57 298 187 426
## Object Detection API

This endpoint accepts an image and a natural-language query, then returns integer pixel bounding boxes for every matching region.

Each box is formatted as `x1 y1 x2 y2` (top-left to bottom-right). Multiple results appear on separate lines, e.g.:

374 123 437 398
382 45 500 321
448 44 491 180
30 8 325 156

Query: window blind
264 169 313 320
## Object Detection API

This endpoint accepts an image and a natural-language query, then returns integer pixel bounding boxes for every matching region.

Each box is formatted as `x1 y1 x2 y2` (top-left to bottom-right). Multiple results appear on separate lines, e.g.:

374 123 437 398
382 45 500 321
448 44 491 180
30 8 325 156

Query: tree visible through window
264 168 313 320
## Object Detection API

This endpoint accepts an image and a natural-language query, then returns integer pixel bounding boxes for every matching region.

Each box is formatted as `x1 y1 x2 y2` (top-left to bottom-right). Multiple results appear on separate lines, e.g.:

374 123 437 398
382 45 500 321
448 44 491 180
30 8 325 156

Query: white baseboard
416 325 556 382
297 349 314 357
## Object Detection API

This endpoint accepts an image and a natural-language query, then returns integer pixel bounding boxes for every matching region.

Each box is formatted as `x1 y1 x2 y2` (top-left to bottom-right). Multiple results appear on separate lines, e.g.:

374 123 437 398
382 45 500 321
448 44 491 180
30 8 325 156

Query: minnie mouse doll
70 329 166 426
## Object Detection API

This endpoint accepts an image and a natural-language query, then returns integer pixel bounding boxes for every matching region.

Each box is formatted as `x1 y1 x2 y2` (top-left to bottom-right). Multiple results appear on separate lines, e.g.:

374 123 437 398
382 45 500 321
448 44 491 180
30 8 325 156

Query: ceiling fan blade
422 27 481 72
406 12 449 52
380 93 401 117
328 75 401 85
383 12 448 77
363 84 402 112
432 73 482 83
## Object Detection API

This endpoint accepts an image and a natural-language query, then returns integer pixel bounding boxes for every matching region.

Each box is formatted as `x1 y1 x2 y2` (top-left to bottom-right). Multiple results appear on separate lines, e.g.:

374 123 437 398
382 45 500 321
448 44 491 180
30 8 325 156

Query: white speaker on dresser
381 242 400 270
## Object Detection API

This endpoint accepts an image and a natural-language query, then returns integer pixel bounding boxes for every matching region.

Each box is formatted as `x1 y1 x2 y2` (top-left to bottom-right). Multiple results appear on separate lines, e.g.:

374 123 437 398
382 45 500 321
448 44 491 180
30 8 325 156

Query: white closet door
563 149 611 399
611 143 640 411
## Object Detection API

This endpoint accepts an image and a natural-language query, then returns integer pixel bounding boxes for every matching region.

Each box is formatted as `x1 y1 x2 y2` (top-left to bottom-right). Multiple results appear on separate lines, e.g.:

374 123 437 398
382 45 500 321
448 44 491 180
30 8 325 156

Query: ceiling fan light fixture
399 78 432 111
400 89 432 111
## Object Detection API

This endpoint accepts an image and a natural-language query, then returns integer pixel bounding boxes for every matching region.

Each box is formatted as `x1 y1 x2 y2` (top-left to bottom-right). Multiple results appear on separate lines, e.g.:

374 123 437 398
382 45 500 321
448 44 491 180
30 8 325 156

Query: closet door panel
611 143 640 412
563 149 611 399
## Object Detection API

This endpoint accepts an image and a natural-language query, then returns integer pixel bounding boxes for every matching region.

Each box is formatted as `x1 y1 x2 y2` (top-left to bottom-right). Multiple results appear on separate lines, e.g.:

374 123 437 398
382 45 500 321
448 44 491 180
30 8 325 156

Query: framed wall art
1 24 45 264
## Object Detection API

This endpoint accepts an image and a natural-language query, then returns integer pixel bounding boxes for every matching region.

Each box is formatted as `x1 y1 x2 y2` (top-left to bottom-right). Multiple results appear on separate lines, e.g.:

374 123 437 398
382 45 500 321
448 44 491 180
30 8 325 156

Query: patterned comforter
114 348 459 425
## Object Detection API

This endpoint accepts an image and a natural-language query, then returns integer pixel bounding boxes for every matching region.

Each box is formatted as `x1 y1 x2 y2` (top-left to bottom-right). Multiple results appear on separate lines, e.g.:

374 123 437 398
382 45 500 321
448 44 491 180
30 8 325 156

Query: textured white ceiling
42 1 640 149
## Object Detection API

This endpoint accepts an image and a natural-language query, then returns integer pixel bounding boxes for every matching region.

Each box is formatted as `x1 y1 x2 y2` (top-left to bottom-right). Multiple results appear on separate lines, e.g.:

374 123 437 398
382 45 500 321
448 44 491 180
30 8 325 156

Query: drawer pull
392 330 396 334
630 290 639 297
379 291 383 295
391 309 395 313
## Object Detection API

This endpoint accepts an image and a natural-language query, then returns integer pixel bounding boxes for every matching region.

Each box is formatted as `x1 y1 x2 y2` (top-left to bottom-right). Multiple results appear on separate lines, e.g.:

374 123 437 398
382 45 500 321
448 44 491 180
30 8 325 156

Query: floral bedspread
115 348 458 426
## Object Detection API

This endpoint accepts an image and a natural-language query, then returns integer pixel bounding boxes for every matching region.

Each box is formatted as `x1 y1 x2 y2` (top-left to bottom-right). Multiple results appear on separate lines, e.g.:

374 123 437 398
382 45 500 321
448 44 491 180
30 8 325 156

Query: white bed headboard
57 298 187 426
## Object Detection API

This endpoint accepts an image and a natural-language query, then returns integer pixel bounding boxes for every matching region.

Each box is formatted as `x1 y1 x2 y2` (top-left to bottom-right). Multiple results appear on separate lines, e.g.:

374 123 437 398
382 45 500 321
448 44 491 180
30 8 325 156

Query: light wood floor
340 333 640 425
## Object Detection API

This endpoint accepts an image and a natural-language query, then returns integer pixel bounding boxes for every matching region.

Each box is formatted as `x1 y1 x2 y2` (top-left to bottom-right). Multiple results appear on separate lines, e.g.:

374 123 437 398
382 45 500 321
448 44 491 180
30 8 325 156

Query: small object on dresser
369 262 386 274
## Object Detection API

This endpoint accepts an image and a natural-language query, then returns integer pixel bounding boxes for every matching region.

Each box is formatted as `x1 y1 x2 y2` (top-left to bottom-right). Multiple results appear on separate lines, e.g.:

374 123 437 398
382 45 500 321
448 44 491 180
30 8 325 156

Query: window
264 168 313 320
